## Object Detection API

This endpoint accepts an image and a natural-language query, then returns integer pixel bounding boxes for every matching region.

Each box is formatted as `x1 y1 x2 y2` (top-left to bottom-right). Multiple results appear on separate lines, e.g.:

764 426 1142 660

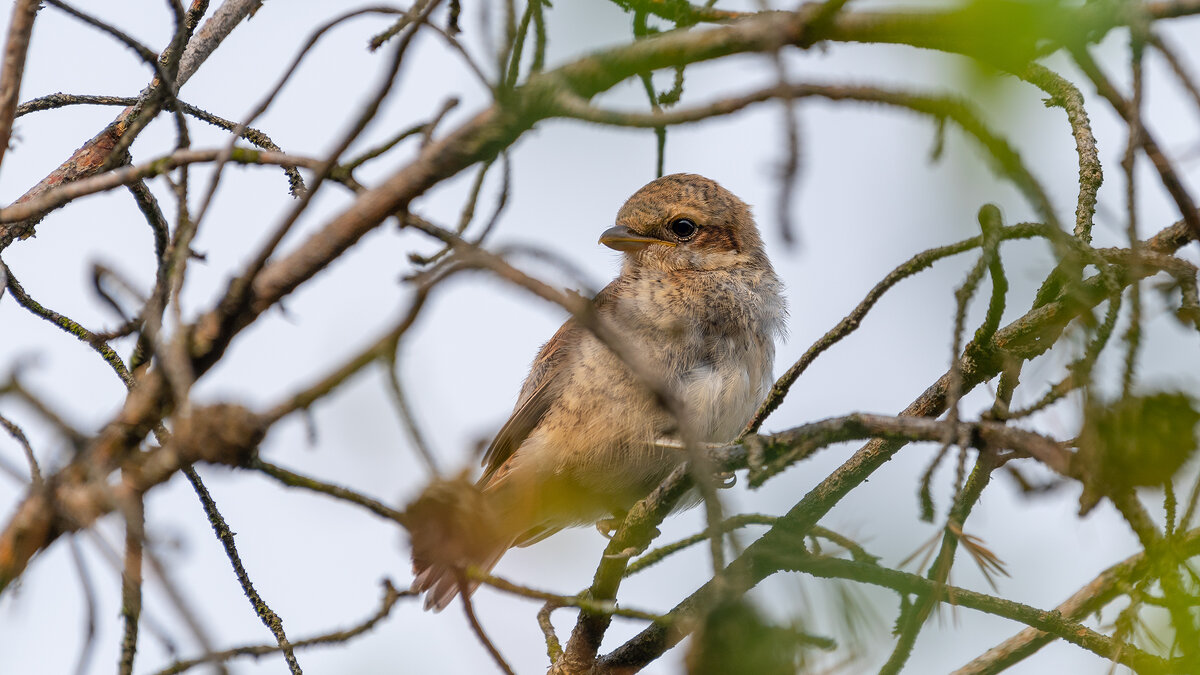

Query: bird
409 173 786 611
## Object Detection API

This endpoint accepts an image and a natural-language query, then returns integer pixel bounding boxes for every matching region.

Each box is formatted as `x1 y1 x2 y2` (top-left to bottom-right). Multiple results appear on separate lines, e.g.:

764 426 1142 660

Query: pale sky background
2 2 1200 674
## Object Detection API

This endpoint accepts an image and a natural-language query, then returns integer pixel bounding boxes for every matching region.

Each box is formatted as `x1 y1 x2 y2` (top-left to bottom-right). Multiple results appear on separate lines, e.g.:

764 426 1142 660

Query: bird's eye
669 218 697 240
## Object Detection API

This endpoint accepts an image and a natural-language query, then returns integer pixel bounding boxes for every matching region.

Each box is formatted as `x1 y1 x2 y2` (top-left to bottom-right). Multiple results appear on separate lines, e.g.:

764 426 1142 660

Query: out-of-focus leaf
686 597 832 675
1075 392 1200 514
932 0 1093 71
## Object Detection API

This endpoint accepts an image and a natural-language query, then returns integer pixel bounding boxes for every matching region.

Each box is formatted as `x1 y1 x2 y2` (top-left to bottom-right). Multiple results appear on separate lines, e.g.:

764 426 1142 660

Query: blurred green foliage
1076 392 1200 513
687 597 829 675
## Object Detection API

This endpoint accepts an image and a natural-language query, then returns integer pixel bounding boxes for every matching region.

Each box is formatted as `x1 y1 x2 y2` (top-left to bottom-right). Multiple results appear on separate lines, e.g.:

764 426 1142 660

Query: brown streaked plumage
411 173 786 610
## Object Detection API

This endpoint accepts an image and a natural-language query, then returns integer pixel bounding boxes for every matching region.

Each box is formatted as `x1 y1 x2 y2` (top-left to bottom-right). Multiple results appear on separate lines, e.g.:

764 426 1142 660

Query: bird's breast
678 337 774 442
611 269 782 442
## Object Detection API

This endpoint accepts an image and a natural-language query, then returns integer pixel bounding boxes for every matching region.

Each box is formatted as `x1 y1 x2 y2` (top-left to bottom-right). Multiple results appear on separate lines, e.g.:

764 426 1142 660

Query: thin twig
43 0 191 168
1150 32 1200 124
67 538 100 675
204 0 443 351
383 352 441 477
1120 37 1145 397
150 581 411 675
0 261 133 386
743 221 1048 441
0 411 40 486
14 92 305 194
555 82 1062 233
1072 45 1200 242
880 452 1000 675
183 466 302 674
262 293 430 423
15 92 137 116
117 496 145 675
189 6 411 231
459 572 517 675
538 601 564 663
252 458 408 525
1019 63 1102 242
470 569 670 623
0 147 320 224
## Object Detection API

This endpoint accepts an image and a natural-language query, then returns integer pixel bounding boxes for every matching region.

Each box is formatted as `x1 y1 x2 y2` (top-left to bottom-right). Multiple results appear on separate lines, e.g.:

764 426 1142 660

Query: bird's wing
479 281 621 484
512 525 557 547
479 320 578 483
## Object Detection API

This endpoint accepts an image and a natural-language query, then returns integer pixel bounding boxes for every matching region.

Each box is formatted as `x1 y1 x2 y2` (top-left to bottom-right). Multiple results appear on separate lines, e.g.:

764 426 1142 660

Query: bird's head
599 173 767 273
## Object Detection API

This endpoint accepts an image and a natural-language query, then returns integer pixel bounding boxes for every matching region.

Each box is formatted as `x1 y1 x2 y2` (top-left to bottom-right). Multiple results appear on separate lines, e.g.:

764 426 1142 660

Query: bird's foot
653 437 730 453
596 517 623 538
603 547 641 560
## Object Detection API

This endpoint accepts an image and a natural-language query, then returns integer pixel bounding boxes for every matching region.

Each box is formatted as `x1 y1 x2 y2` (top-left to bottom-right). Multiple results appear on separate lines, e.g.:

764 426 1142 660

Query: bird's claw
714 471 736 489
596 517 622 538
603 547 641 560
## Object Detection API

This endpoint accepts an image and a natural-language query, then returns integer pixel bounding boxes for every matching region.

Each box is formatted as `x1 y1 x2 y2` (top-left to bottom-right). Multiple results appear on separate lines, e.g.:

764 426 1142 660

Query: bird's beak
598 225 676 252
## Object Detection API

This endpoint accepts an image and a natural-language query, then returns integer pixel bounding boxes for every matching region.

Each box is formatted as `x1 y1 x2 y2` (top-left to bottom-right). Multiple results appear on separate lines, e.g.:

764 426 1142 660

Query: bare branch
252 459 408 526
0 411 39 487
744 222 1049 438
67 538 100 675
1072 45 1200 242
0 261 133 386
459 572 517 675
0 0 40 171
0 401 265 593
184 466 301 673
558 83 1061 234
150 581 411 675
1019 64 1102 242
780 553 1174 675
117 497 145 675
0 0 244 249
176 0 260 85
0 147 320 223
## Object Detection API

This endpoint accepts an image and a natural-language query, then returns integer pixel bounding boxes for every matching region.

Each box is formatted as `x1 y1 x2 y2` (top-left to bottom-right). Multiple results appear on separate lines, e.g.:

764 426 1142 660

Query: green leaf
1075 392 1200 513
687 598 833 675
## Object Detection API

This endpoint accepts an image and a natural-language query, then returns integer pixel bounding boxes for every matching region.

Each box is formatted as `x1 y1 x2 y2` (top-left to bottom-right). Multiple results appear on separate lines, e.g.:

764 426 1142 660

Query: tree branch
0 0 40 172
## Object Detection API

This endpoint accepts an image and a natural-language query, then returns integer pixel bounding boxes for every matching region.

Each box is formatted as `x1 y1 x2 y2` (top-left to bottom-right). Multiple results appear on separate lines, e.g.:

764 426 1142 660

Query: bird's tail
412 542 509 611
405 474 511 611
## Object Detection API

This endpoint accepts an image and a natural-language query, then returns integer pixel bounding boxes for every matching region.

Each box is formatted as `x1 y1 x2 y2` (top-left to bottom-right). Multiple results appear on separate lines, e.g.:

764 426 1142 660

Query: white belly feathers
681 348 771 442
